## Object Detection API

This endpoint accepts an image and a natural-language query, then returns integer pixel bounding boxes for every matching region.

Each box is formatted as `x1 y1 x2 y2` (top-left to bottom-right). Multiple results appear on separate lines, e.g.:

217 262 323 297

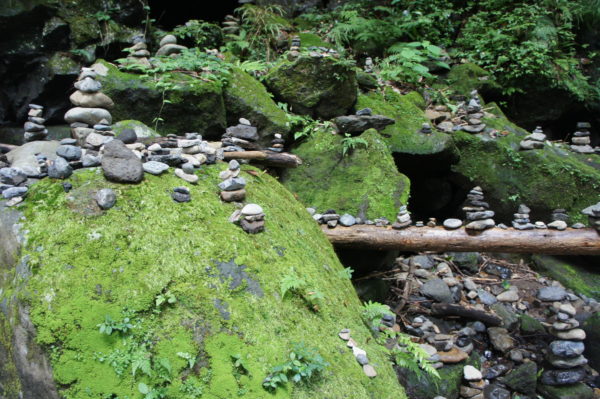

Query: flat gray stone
96 188 116 210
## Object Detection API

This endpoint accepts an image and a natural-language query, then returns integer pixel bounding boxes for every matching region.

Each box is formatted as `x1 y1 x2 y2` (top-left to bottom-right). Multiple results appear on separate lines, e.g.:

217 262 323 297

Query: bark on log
223 151 302 168
322 225 600 255
430 303 502 326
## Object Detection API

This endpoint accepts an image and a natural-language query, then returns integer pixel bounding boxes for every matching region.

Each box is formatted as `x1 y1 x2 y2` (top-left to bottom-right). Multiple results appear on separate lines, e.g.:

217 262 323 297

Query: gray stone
69 90 114 109
477 289 497 305
466 210 495 220
115 128 137 144
56 145 82 161
101 140 143 183
225 124 259 142
483 384 510 399
74 77 102 93
547 354 588 368
95 188 116 210
487 327 514 352
47 156 73 179
463 365 482 381
499 361 537 394
6 141 59 176
241 203 263 216
411 255 435 269
2 186 28 199
356 353 369 365
443 218 462 229
0 167 28 185
538 286 567 301
421 278 453 303
65 107 112 126
548 220 568 230
334 114 395 134
540 368 587 385
159 34 177 46
339 213 356 227
219 177 247 191
497 290 519 302
82 154 101 168
465 218 495 230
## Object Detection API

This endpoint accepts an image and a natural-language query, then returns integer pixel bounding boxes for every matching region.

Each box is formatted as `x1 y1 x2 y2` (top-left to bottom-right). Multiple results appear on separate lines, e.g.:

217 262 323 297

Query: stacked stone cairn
24 104 48 142
222 15 240 36
121 36 151 68
540 290 588 389
519 126 546 150
364 57 373 73
287 35 301 60
581 202 600 232
461 91 486 134
155 34 187 57
419 122 432 134
512 204 535 230
268 133 285 152
219 160 246 202
311 209 341 228
338 328 378 378
171 186 190 203
460 365 484 399
392 205 412 229
222 119 260 151
463 186 495 231
66 67 114 146
570 122 594 154
230 203 265 234
548 208 569 231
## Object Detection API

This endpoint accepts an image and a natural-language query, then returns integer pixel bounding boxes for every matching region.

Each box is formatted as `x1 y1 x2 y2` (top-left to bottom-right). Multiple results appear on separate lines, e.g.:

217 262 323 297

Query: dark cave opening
148 0 240 29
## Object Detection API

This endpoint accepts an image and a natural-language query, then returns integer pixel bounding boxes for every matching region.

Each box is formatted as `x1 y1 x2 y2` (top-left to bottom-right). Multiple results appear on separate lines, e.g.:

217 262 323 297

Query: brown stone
438 347 469 364
220 189 246 202
460 385 482 398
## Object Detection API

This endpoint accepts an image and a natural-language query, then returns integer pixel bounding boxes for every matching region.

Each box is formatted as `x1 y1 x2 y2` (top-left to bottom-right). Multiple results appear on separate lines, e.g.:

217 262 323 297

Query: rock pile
463 186 495 231
171 186 190 203
459 365 485 399
570 122 594 154
0 167 29 206
364 57 374 73
231 203 265 234
219 160 246 202
519 126 546 150
121 36 151 68
268 133 285 153
581 202 600 232
222 14 240 36
338 328 378 378
419 122 433 134
548 208 569 230
155 34 187 57
66 67 114 145
23 104 48 142
392 205 412 229
460 91 486 134
512 204 535 230
222 119 260 152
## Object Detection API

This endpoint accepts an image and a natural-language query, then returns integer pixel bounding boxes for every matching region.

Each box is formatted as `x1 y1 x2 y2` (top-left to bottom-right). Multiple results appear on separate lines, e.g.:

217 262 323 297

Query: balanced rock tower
23 104 48 142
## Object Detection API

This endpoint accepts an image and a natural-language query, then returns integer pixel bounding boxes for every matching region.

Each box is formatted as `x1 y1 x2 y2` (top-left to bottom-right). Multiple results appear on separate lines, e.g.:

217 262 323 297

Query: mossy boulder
531 256 600 300
282 128 410 220
446 63 501 97
94 60 227 138
451 103 600 223
265 55 357 119
112 120 160 139
537 383 593 399
0 167 406 399
223 67 290 144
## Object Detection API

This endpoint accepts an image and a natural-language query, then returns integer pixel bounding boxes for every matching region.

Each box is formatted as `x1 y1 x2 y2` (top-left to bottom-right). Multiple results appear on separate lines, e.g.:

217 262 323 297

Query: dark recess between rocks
148 0 240 29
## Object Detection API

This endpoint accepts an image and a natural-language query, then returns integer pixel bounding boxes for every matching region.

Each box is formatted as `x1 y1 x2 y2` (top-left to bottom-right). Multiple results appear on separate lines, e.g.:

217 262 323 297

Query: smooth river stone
65 107 112 126
69 91 114 109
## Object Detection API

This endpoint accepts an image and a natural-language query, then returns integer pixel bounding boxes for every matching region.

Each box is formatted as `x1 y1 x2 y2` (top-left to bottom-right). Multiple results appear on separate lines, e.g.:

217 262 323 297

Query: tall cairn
23 104 48 142
570 122 594 154
463 186 495 231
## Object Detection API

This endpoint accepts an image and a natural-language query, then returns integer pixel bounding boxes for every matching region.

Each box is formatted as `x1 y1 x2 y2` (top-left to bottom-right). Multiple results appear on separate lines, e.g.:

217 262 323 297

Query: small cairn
581 202 600 232
84 119 115 151
512 204 535 230
222 15 240 36
230 203 265 234
219 160 246 202
548 208 569 231
268 133 285 153
392 205 412 229
460 365 484 399
541 301 588 388
171 186 191 203
222 119 260 151
155 34 187 57
24 104 48 142
288 35 301 60
570 122 594 154
419 122 432 134
364 57 374 73
66 67 114 145
519 126 546 150
461 91 486 134
121 36 151 68
463 186 495 231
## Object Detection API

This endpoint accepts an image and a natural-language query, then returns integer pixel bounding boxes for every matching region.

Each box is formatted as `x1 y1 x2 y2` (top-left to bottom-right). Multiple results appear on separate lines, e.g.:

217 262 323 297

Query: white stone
463 365 482 381
174 168 198 184
241 203 263 216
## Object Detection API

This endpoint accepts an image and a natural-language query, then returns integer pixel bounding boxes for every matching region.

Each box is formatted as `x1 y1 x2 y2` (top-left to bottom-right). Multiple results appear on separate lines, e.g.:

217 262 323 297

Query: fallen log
322 225 600 255
223 151 302 168
430 303 502 326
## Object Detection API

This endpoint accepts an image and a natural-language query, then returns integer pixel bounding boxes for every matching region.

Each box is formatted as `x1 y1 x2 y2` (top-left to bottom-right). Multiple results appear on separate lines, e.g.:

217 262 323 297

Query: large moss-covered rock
0 167 406 399
446 63 501 97
451 104 600 223
265 55 357 119
282 128 410 220
95 60 227 138
531 256 600 300
223 67 290 144
537 383 593 399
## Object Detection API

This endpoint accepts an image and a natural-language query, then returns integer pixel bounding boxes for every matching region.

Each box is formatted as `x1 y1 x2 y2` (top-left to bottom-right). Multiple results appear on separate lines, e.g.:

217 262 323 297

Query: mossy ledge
0 167 405 399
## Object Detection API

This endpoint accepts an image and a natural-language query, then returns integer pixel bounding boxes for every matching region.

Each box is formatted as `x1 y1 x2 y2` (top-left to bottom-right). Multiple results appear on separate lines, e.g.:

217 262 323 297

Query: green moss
223 67 290 143
112 120 160 139
298 33 333 49
356 89 458 159
7 166 405 398
519 314 545 334
282 128 410 220
531 256 600 300
47 52 79 75
446 63 501 97
96 59 227 138
265 55 358 119
537 383 593 399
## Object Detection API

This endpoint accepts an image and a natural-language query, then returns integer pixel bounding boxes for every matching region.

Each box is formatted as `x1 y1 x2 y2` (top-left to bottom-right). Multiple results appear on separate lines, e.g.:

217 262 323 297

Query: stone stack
419 122 432 134
547 208 569 231
570 122 593 154
581 202 600 232
219 160 246 202
512 204 535 230
239 203 265 234
519 126 546 150
268 133 285 153
23 104 48 142
222 15 240 36
338 328 378 378
66 67 114 145
364 57 373 73
222 119 260 151
290 35 301 51
460 365 484 399
121 36 151 68
463 186 495 231
155 34 187 57
171 186 191 203
392 205 412 229
542 301 588 389
461 91 486 134
84 119 115 151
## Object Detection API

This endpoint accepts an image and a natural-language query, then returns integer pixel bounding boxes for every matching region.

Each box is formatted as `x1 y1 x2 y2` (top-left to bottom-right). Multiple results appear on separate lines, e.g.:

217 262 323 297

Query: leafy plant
177 352 196 369
341 133 368 156
262 343 329 390
362 300 394 330
231 354 249 376
280 270 324 312
172 20 223 49
379 40 449 85
97 314 134 335
280 271 307 299
138 383 166 399
390 331 441 381
337 267 354 279
155 290 177 309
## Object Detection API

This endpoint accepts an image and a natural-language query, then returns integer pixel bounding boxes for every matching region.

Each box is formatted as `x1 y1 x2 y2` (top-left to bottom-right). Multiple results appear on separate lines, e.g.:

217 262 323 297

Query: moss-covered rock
531 256 600 300
451 105 600 223
94 59 227 138
537 383 593 399
282 128 410 220
223 67 290 144
0 167 406 399
297 32 333 49
112 120 160 139
582 313 600 372
265 55 357 119
446 63 501 97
